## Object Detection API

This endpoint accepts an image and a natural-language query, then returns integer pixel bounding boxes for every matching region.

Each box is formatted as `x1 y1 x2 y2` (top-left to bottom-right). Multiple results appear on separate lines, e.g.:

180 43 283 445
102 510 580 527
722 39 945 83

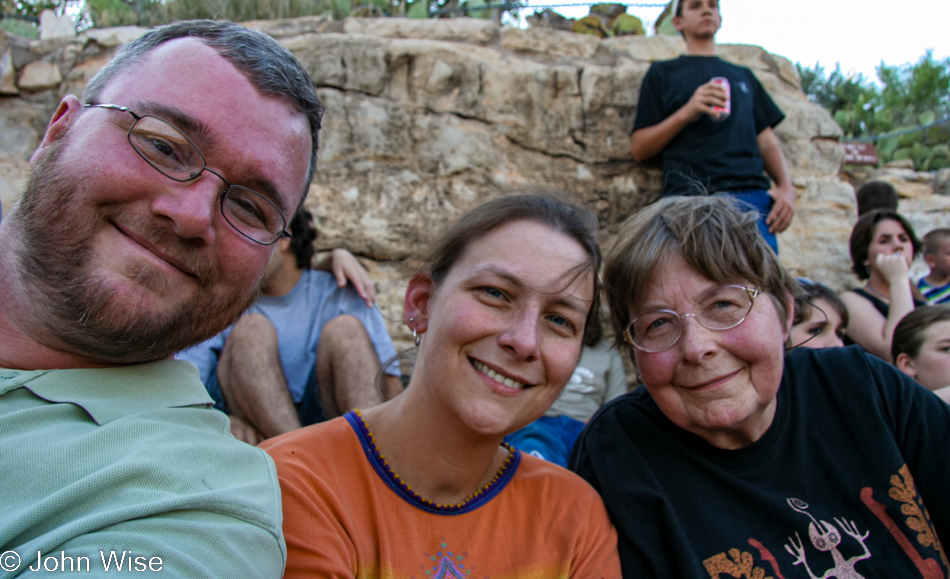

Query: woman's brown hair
420 193 602 343
849 209 921 280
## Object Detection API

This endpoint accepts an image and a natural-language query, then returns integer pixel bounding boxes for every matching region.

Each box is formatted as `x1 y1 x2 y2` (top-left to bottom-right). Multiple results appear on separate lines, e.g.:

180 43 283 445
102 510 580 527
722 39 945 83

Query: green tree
797 50 950 170
1 0 85 36
878 50 950 129
797 62 883 137
2 0 60 18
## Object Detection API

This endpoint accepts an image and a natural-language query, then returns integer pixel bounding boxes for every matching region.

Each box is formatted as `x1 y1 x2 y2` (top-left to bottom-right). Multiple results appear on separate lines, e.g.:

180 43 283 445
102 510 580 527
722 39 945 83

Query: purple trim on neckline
345 410 521 515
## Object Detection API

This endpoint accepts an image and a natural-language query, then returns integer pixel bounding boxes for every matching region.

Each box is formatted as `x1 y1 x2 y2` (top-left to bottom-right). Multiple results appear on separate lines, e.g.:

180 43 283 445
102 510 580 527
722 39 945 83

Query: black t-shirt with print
571 346 950 578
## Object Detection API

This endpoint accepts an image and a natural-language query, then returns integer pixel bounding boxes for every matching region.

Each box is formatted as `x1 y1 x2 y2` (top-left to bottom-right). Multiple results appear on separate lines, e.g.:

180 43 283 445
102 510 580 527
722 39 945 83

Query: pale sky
522 0 950 82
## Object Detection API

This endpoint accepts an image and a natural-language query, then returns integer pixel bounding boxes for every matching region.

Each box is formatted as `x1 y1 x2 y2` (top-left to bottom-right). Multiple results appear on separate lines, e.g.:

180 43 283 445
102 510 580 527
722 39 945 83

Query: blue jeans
504 415 587 468
723 190 778 254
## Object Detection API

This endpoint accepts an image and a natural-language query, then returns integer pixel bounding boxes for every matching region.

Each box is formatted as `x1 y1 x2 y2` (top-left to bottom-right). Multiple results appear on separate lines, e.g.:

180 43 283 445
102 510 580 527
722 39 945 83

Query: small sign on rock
842 142 879 166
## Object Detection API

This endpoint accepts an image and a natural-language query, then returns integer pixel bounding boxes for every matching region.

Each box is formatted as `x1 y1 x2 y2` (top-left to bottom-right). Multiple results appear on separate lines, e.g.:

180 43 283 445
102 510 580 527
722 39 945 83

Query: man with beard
0 21 321 577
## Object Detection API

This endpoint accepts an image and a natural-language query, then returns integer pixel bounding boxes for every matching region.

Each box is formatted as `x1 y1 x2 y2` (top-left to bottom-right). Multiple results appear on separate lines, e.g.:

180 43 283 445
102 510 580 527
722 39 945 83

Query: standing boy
918 228 950 304
631 0 794 252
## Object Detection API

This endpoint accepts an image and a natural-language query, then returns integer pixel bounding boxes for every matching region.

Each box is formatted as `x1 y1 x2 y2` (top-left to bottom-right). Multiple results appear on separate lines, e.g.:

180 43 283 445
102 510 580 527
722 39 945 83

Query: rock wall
2 17 948 349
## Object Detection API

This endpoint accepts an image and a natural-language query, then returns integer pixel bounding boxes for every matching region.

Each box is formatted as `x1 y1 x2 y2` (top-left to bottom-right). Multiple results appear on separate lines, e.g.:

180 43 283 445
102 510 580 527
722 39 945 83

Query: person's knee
317 315 379 380
230 313 278 343
321 315 372 349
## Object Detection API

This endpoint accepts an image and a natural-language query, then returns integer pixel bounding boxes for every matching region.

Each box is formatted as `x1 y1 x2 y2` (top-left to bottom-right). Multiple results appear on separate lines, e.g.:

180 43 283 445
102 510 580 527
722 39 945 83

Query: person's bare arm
757 127 795 233
877 254 917 357
313 248 376 306
840 257 915 362
631 80 727 161
840 291 889 359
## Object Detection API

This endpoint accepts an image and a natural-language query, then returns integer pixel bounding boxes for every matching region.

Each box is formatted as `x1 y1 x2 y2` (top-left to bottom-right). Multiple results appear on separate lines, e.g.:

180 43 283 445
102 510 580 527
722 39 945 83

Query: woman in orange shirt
263 195 621 579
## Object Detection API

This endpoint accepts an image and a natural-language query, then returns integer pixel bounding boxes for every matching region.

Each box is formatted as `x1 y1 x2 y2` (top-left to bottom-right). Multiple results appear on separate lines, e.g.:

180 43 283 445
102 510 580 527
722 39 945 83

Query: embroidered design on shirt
416 539 479 578
783 498 871 578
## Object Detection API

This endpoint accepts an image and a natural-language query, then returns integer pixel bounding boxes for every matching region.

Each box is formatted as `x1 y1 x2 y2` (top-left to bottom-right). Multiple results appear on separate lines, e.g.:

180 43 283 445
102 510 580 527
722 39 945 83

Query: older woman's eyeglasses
83 103 290 245
624 285 761 353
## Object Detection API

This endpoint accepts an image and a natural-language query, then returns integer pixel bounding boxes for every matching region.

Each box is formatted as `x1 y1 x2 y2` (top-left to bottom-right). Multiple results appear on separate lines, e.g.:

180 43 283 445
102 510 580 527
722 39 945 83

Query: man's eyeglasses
83 103 290 245
624 285 761 353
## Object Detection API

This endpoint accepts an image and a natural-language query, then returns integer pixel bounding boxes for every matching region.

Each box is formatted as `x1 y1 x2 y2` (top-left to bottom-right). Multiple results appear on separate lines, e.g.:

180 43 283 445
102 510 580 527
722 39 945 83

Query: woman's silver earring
409 317 420 346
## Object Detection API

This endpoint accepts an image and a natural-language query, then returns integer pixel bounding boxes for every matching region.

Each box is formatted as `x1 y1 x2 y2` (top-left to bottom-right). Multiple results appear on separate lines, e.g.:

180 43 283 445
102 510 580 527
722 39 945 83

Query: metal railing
842 116 950 143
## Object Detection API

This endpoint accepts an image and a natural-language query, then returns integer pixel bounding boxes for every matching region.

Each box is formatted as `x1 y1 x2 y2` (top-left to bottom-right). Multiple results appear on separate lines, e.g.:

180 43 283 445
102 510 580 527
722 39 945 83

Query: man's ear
31 95 82 167
404 272 433 335
895 353 917 378
277 236 293 254
672 14 684 32
925 253 937 270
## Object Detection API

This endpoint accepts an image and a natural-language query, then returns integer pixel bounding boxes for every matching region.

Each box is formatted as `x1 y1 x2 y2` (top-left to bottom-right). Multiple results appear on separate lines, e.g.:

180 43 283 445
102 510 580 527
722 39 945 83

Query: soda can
710 76 731 121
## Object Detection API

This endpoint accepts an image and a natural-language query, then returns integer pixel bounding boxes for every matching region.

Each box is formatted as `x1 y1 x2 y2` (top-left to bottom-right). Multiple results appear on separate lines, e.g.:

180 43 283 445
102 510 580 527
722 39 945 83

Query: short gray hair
604 195 800 348
83 20 323 201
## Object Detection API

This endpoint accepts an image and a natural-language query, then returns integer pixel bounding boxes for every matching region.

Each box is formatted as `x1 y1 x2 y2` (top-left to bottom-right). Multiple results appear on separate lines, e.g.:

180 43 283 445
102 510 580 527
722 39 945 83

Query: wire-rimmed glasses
83 103 290 245
624 285 761 353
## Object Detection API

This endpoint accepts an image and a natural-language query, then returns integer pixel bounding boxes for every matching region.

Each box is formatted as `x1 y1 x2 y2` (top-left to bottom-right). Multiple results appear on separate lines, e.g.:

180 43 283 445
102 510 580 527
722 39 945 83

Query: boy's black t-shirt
633 55 785 197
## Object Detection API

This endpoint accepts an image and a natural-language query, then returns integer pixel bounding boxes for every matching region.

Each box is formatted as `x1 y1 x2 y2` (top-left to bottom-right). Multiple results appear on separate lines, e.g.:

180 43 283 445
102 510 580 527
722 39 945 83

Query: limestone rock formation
17 60 62 90
0 49 15 94
39 10 77 41
281 19 851 296
935 168 950 197
1 17 947 350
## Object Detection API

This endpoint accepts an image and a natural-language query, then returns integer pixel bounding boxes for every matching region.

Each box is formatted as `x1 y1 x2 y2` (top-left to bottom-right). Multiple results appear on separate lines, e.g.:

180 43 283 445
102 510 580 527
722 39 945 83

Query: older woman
571 196 950 578
264 195 621 578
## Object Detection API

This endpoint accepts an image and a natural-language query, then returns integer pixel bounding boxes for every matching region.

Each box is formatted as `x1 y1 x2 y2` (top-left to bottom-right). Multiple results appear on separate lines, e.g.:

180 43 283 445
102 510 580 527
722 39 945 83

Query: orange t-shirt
262 412 621 579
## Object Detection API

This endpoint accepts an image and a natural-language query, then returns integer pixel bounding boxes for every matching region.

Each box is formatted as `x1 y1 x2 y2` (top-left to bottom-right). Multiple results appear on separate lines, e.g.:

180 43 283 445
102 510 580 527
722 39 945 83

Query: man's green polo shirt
0 361 285 578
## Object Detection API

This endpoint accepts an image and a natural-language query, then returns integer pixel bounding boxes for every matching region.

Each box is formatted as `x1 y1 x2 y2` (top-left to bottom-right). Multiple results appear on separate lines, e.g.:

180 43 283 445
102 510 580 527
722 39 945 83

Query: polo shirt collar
0 360 213 425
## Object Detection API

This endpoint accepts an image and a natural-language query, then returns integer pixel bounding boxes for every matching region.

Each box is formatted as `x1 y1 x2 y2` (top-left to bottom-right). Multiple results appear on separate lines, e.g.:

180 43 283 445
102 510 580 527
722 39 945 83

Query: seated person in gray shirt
178 208 402 445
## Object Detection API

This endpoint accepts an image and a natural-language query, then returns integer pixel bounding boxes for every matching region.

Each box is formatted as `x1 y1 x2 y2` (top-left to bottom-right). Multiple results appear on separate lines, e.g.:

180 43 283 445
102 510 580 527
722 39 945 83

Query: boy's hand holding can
710 76 731 120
